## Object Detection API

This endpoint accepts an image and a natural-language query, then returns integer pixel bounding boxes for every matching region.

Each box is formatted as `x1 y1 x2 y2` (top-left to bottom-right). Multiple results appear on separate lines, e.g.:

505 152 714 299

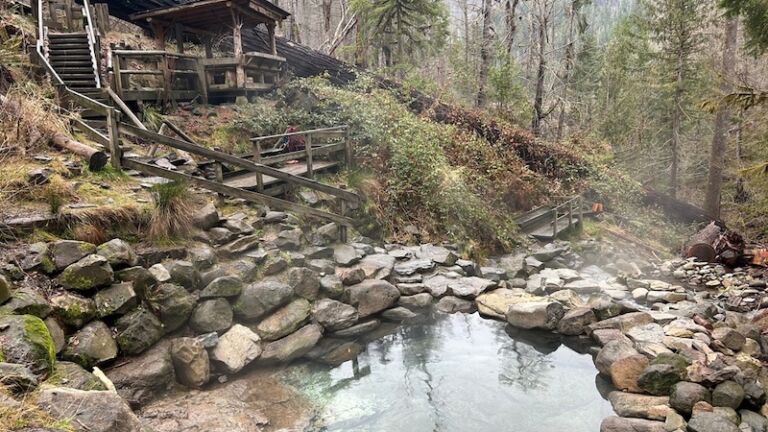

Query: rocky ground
1 198 768 432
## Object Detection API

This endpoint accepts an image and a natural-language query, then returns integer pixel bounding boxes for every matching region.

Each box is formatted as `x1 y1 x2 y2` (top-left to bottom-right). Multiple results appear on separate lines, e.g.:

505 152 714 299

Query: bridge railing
549 195 584 238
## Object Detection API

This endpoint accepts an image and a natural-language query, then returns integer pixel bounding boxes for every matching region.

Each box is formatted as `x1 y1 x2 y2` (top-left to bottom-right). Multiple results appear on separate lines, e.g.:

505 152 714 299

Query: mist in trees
282 0 768 230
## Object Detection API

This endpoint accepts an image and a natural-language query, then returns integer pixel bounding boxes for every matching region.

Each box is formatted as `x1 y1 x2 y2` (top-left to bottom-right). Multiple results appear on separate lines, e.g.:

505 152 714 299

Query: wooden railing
81 0 101 88
246 126 352 192
111 50 204 103
549 195 584 238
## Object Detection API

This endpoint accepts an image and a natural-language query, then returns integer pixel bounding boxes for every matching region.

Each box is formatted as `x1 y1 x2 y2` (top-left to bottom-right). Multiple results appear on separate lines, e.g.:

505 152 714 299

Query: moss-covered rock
0 275 11 305
0 314 56 376
58 255 114 291
62 321 118 368
50 292 97 328
0 287 52 318
145 283 195 332
93 283 138 318
114 308 163 355
47 361 107 391
50 240 97 270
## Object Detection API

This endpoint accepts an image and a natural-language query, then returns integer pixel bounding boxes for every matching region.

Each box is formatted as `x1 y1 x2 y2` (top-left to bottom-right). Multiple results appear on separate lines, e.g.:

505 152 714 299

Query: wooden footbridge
515 196 586 241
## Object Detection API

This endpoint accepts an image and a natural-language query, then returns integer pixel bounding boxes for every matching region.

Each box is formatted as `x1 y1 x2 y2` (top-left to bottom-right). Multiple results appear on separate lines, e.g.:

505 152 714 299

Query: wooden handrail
82 0 101 88
250 125 348 142
112 50 200 59
118 123 360 204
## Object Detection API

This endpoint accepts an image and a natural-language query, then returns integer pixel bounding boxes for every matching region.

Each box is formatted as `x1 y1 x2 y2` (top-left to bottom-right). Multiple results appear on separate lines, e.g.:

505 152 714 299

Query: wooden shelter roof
129 0 289 30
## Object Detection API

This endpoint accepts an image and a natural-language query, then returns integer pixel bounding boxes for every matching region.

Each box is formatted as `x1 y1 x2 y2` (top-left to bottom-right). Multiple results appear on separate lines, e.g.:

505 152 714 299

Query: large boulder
50 240 96 270
114 308 164 355
505 300 565 330
62 321 118 367
165 260 202 291
0 287 51 317
607 391 672 421
192 201 219 230
106 341 174 407
255 298 311 341
0 314 56 375
356 254 396 280
687 412 740 432
49 292 96 328
170 337 210 387
447 277 497 299
609 354 649 393
670 381 711 414
599 416 666 432
58 255 114 291
145 283 196 332
288 267 321 300
637 364 683 396
233 281 293 321
557 307 597 335
312 298 358 331
189 298 233 334
260 324 323 364
475 289 537 320
93 282 137 318
96 239 138 268
595 339 639 376
210 324 262 373
37 387 143 432
436 296 476 314
416 245 458 266
333 244 362 266
345 280 400 318
200 275 243 299
712 380 745 409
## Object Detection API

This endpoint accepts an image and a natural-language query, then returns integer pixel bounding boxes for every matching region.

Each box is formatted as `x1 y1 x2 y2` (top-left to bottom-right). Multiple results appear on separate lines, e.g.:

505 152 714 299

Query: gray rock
208 227 236 245
587 293 623 320
399 293 433 309
165 260 201 291
190 298 233 334
436 296 476 314
599 416 666 432
712 327 746 352
397 283 428 296
448 277 497 298
262 254 288 275
192 201 219 230
334 244 362 266
44 317 65 354
53 361 106 391
0 314 56 375
740 410 768 432
210 324 262 373
50 292 96 328
0 274 10 305
564 279 601 294
688 412 740 432
356 254 396 280
36 387 143 432
331 319 381 338
288 267 321 300
188 245 218 270
58 255 114 291
50 240 96 270
595 340 640 376
148 263 172 283
307 258 336 274
0 362 39 392
200 276 243 299
480 267 507 282
531 246 567 262
219 234 262 258
637 364 682 396
234 281 293 321
171 337 210 387
346 280 401 318
106 340 174 406
93 283 137 317
557 307 597 335
589 312 655 334
394 259 435 276
115 266 157 297
256 298 311 341
114 308 164 355
96 239 137 268
145 283 195 332
62 321 118 367
713 380 745 409
670 381 712 414
0 287 52 318
303 246 334 260
608 391 672 421
417 245 457 266
506 300 565 330
260 324 323 364
320 274 345 299
312 299 358 331
382 306 418 321
336 267 366 286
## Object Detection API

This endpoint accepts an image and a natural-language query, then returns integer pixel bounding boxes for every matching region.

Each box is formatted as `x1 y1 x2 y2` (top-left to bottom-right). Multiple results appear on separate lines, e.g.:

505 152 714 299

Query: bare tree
531 0 555 136
476 0 494 107
505 0 521 56
704 17 738 217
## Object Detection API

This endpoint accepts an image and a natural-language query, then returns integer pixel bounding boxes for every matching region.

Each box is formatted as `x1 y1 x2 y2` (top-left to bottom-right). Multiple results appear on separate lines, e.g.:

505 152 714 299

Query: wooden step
49 51 91 57
59 73 96 80
56 68 95 75
48 43 90 50
48 32 87 38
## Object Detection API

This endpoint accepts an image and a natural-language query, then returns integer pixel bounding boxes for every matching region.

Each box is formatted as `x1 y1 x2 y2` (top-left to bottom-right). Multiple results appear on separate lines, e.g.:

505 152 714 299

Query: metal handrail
81 0 101 88
250 125 348 142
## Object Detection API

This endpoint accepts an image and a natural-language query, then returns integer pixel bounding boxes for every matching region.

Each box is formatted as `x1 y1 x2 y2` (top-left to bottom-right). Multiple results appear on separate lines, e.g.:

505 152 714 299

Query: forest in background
275 0 768 241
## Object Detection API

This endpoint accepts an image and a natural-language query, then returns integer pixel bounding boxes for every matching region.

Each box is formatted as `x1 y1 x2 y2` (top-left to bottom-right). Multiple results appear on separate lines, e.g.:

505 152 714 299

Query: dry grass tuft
63 205 148 244
0 386 74 431
148 181 193 240
71 224 108 244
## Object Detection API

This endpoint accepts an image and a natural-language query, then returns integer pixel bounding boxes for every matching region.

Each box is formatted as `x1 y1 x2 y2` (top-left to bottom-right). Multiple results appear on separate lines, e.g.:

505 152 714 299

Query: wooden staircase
48 33 98 93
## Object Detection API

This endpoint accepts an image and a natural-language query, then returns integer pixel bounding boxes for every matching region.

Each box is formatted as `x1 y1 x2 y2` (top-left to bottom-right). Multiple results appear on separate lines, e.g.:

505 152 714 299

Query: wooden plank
118 123 359 203
71 118 109 146
63 88 110 113
305 134 313 178
224 160 339 188
249 142 345 165
251 126 347 142
122 158 354 226
106 110 121 170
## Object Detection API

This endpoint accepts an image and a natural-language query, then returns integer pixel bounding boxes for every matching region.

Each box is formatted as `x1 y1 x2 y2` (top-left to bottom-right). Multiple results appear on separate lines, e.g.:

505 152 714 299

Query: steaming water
279 311 615 432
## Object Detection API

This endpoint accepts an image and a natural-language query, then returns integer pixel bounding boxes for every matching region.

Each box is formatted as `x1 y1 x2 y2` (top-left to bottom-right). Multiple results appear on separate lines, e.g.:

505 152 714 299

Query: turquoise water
280 311 614 432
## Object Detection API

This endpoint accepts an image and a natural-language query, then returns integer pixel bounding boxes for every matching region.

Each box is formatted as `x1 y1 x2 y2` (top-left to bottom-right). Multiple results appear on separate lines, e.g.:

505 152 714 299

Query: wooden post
196 59 208 104
231 10 245 89
338 187 348 243
305 134 313 178
106 109 122 171
344 127 353 169
267 21 277 55
111 46 124 97
254 141 264 192
568 200 573 230
174 23 184 53
204 38 213 59
214 162 224 203
160 53 171 106
578 196 584 231
94 4 110 35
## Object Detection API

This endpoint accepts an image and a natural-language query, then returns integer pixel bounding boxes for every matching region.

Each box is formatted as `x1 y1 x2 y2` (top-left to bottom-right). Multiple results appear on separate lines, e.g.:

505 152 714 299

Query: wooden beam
175 22 185 53
267 21 277 55
122 159 354 226
130 0 230 21
117 123 360 203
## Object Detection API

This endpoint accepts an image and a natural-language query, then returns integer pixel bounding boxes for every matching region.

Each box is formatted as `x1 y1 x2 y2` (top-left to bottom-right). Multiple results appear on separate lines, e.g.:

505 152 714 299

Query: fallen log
684 221 746 266
643 186 712 224
0 94 108 170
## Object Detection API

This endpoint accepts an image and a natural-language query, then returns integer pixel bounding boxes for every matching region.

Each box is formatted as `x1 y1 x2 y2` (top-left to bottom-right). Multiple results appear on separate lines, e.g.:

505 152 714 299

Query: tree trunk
461 0 470 65
322 0 333 34
354 19 367 68
670 45 684 198
505 0 521 56
556 0 577 142
531 12 548 136
704 17 738 218
685 221 723 263
476 0 494 107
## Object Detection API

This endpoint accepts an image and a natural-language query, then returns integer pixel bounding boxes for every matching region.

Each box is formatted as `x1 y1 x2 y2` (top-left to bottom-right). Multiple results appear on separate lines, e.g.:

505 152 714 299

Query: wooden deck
224 160 340 190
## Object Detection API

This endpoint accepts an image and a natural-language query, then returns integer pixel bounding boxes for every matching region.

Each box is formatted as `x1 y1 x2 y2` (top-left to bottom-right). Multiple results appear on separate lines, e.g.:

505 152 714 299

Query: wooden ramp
515 197 585 241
